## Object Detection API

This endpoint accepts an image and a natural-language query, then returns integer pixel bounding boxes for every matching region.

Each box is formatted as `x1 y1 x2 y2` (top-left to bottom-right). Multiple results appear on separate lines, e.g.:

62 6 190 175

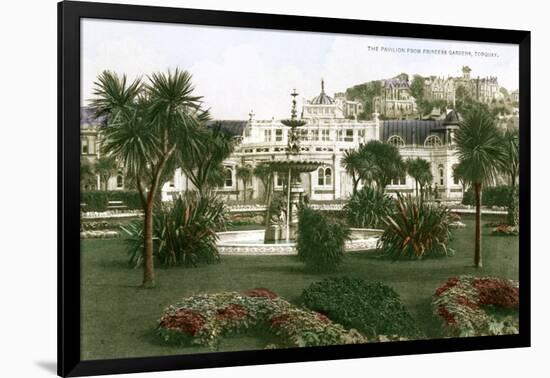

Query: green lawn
80 216 519 360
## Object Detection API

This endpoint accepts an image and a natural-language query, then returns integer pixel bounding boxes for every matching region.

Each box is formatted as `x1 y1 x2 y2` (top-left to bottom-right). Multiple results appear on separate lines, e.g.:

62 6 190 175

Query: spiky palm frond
90 70 142 119
454 106 507 186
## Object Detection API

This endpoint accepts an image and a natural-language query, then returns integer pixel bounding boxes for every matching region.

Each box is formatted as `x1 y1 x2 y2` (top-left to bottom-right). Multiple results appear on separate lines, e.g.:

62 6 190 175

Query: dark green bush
81 190 143 212
301 277 422 338
123 192 227 267
343 186 394 228
462 185 513 207
379 194 453 260
296 207 351 272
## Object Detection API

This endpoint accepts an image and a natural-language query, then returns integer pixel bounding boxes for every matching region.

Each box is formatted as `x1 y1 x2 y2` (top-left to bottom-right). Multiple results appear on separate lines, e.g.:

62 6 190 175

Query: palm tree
91 69 207 288
406 157 433 200
80 158 96 190
454 106 507 268
253 163 273 204
94 155 118 191
180 123 234 194
501 128 520 226
361 140 405 192
236 165 253 203
342 149 363 194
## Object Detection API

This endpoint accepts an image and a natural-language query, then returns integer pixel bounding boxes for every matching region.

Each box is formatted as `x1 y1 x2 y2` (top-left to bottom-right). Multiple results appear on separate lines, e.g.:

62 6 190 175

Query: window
337 129 344 141
321 129 330 141
317 167 332 186
264 129 272 142
299 128 309 141
345 129 354 142
311 129 319 141
438 164 445 186
387 135 405 147
425 135 443 147
452 164 460 185
275 129 283 142
276 173 285 187
81 139 88 155
392 174 406 186
224 168 233 187
116 172 124 188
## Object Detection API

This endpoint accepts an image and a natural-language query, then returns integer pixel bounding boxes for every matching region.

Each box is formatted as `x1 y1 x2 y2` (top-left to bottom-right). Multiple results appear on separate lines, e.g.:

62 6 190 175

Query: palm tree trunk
143 191 156 288
474 182 483 268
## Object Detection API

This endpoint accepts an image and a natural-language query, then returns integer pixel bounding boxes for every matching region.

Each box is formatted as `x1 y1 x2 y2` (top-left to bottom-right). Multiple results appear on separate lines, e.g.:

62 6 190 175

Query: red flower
455 295 479 310
216 303 249 321
314 311 332 324
472 278 519 308
243 288 279 299
437 305 456 325
435 277 460 297
159 309 206 336
270 314 292 327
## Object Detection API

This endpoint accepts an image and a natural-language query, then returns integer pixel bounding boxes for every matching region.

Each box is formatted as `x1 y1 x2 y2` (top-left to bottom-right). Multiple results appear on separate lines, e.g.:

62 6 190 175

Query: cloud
190 43 325 120
81 37 168 106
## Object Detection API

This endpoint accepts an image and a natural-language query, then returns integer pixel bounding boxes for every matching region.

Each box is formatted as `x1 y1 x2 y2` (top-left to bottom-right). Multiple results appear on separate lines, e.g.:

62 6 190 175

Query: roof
442 110 463 126
381 119 445 145
207 120 248 137
310 79 335 105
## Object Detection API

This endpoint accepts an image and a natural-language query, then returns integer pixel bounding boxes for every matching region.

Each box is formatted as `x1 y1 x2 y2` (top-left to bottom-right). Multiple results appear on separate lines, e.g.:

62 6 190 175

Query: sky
81 19 519 120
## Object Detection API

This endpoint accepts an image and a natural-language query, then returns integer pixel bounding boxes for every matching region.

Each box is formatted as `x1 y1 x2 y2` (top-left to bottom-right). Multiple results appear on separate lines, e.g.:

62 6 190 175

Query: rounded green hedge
301 277 422 338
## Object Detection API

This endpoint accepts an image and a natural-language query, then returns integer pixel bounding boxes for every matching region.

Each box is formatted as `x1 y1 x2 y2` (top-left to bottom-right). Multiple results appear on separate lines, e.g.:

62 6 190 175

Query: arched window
387 135 405 147
224 168 233 187
116 171 124 189
425 135 443 147
317 167 332 186
438 164 445 186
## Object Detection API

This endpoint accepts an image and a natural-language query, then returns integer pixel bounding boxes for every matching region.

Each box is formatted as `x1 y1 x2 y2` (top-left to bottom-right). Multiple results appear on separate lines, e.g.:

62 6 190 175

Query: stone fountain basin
216 228 383 256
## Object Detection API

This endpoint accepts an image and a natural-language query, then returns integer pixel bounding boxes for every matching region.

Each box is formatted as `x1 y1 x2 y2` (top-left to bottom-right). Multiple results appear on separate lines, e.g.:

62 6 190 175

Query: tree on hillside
410 75 425 101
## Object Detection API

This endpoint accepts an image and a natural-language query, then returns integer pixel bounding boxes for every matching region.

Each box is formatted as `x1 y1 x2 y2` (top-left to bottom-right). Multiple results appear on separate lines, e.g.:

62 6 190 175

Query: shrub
343 186 394 228
301 277 422 338
433 276 519 337
81 190 143 212
379 194 453 260
462 185 513 208
123 192 227 267
296 207 351 272
157 290 368 349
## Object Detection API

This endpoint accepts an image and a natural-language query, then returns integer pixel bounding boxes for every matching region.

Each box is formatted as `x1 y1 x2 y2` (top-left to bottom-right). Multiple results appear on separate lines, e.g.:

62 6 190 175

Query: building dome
443 109 463 126
310 79 335 105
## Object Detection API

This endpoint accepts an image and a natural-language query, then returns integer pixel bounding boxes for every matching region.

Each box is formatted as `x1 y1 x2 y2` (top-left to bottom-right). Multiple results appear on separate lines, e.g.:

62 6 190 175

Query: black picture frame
58 1 531 376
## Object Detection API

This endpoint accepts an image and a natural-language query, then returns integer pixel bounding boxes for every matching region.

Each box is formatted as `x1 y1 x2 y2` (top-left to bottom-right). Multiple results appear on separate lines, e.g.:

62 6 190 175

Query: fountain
216 88 382 255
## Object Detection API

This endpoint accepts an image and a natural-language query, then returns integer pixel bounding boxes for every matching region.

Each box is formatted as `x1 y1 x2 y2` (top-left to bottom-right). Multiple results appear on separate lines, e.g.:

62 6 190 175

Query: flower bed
491 225 519 236
432 276 519 337
158 289 367 349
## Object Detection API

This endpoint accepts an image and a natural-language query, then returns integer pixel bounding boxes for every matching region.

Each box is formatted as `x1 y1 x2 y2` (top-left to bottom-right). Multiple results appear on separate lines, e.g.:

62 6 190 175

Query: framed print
58 1 531 376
